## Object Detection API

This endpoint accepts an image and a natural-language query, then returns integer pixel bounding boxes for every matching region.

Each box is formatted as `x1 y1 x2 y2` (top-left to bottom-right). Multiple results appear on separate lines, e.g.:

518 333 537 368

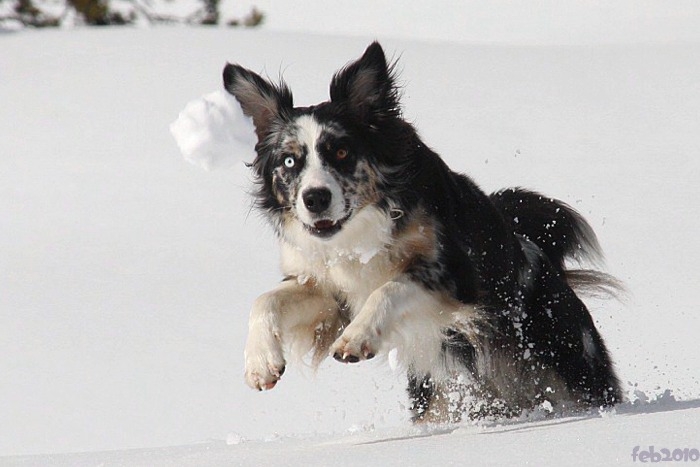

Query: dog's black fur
224 41 622 421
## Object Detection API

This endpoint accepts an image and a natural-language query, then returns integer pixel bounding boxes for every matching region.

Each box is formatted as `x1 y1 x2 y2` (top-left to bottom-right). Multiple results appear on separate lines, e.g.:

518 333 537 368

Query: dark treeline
1 0 264 27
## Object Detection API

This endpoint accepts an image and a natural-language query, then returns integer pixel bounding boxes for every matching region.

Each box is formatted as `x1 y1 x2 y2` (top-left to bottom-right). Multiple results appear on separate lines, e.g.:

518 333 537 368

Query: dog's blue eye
284 156 295 168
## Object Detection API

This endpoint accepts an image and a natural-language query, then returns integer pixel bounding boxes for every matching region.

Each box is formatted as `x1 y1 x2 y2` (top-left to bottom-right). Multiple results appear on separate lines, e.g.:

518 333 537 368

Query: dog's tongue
314 220 335 230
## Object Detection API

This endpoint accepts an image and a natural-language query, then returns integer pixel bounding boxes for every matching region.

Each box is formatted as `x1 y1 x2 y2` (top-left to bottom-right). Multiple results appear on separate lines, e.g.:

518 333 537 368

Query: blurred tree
200 0 218 25
10 0 60 26
67 0 130 25
0 0 264 28
227 6 263 27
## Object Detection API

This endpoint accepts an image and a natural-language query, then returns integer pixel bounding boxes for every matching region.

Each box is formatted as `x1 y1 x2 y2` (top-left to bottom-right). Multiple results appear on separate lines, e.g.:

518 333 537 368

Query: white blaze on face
293 115 346 225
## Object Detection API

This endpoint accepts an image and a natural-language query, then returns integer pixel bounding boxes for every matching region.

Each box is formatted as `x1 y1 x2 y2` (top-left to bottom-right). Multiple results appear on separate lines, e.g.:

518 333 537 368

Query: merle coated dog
223 42 622 422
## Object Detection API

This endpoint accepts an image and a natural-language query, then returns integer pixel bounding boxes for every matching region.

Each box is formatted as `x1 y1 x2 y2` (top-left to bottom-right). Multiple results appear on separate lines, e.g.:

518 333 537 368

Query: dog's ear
329 41 401 122
223 64 293 141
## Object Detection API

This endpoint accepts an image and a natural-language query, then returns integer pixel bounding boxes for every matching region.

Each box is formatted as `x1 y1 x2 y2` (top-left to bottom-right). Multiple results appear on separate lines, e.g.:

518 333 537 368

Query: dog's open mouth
307 212 352 238
309 219 344 238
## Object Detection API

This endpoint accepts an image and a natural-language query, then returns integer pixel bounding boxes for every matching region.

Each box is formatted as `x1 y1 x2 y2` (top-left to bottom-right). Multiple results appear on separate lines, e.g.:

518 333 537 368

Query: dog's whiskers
269 205 292 213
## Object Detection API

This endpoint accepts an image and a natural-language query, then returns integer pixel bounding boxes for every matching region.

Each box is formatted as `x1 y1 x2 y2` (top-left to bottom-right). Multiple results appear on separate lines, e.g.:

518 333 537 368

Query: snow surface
2 2 700 464
6 398 700 466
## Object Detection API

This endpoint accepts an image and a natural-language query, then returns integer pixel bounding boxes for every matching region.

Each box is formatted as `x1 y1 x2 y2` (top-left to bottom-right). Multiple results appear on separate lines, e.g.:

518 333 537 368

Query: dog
223 41 622 422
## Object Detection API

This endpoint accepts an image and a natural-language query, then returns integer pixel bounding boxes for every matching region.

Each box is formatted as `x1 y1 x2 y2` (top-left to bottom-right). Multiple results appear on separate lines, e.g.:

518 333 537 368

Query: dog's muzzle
300 187 352 238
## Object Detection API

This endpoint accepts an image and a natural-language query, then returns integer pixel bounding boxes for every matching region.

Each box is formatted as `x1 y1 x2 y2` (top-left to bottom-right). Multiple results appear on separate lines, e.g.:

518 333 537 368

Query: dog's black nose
303 187 332 213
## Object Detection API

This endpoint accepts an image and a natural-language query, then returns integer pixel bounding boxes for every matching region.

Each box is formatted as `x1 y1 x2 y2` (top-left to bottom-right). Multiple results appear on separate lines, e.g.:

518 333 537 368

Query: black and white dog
223 42 622 421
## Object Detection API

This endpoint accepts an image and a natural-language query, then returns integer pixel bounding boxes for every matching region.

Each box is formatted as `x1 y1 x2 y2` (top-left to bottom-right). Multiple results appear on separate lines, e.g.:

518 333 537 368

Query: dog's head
223 42 405 240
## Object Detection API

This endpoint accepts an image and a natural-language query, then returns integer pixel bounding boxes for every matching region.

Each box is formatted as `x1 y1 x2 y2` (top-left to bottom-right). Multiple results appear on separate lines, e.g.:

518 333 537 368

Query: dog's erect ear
223 64 293 141
329 41 401 121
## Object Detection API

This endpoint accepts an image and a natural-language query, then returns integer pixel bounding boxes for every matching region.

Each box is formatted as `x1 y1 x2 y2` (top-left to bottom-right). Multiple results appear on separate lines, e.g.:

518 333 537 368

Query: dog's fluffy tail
490 187 624 299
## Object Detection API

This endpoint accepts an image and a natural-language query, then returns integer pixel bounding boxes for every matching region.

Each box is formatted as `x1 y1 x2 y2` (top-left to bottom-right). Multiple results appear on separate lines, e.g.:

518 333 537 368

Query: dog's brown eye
336 148 348 160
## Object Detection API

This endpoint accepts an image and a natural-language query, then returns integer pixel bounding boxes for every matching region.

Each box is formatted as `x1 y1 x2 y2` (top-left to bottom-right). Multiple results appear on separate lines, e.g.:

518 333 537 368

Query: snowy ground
5 399 700 466
2 2 700 464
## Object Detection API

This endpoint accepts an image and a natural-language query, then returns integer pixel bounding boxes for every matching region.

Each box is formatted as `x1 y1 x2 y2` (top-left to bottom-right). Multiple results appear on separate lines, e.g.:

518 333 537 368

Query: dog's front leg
330 278 438 363
245 278 337 391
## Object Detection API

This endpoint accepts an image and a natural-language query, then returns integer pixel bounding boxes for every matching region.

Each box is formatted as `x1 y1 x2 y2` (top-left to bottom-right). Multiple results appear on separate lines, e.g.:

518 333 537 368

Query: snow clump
170 89 256 170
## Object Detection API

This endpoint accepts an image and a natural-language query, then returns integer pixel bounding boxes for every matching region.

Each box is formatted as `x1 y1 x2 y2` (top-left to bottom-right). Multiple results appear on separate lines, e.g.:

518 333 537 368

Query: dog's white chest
279 206 397 314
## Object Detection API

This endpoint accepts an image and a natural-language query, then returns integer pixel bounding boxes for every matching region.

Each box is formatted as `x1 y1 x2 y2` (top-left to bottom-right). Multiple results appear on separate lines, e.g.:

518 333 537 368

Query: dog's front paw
330 324 380 363
244 339 286 391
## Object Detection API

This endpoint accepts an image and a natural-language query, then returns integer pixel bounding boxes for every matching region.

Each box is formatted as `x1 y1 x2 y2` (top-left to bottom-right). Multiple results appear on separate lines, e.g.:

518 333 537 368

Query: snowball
170 89 256 171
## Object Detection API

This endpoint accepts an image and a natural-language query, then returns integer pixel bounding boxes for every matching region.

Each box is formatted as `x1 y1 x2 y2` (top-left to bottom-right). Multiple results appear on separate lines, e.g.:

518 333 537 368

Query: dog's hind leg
523 262 623 407
407 371 435 422
245 278 340 391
